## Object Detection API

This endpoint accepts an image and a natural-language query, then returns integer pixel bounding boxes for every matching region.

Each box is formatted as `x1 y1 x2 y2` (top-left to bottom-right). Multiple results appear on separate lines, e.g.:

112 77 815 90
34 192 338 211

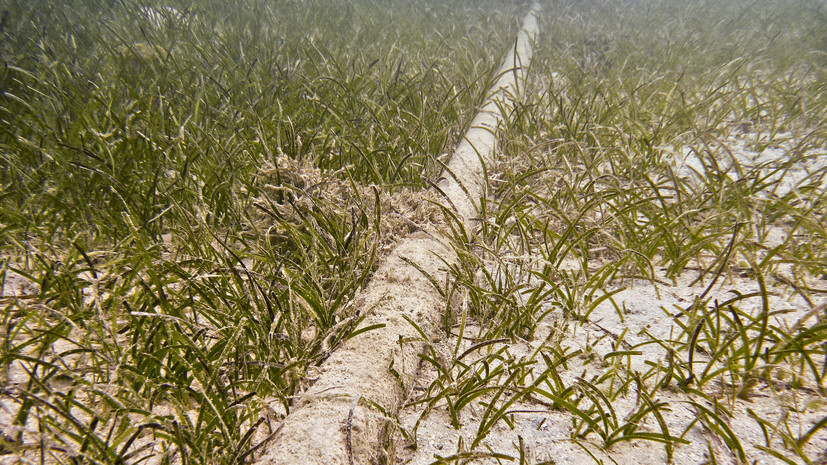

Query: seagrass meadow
1 0 825 464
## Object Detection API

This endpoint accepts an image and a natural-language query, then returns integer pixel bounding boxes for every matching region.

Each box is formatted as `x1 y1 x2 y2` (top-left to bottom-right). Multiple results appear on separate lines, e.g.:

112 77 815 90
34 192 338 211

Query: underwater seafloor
1 0 826 464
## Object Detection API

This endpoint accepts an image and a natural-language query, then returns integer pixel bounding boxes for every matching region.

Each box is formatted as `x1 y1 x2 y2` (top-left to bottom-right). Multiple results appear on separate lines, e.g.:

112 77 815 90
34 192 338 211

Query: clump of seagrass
250 156 444 256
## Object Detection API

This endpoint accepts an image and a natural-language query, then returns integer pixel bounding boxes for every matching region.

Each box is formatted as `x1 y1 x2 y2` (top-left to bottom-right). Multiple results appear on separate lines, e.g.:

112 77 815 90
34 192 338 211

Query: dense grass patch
0 0 520 462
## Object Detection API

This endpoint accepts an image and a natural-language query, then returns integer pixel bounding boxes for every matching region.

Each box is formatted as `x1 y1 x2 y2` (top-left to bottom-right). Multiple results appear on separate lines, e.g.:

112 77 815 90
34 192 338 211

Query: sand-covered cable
253 4 540 463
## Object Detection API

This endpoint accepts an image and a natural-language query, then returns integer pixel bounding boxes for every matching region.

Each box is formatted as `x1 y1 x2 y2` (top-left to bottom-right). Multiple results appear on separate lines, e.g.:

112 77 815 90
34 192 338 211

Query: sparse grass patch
396 0 826 463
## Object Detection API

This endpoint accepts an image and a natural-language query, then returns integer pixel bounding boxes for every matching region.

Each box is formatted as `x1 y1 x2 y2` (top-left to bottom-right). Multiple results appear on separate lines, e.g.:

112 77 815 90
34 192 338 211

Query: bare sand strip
254 4 540 463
